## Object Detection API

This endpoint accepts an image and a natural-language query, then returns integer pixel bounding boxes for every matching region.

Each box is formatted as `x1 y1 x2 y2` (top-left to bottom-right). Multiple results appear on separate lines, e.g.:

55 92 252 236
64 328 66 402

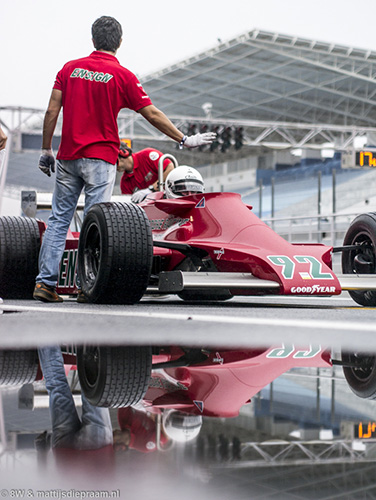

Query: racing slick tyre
78 202 153 304
342 212 376 306
0 349 39 386
0 216 40 299
342 352 376 399
77 345 152 408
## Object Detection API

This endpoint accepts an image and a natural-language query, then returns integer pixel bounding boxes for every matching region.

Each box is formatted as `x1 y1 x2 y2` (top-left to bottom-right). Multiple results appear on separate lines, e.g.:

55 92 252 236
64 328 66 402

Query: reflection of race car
77 344 333 415
2 344 376 416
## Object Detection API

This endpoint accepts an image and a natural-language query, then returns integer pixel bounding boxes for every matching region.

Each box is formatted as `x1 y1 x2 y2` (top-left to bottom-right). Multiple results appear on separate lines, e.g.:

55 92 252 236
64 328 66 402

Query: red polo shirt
120 148 172 194
53 51 152 164
117 407 168 453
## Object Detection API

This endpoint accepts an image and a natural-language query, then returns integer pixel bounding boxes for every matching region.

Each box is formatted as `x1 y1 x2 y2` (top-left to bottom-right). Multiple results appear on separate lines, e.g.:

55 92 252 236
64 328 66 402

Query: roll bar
158 154 178 192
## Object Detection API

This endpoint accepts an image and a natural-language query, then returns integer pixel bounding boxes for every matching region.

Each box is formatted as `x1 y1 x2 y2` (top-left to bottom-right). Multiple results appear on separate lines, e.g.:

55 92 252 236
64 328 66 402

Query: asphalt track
0 292 374 351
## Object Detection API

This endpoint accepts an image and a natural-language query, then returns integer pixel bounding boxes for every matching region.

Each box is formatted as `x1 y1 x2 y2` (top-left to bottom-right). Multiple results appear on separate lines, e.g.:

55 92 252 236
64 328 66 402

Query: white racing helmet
165 166 205 199
162 410 203 443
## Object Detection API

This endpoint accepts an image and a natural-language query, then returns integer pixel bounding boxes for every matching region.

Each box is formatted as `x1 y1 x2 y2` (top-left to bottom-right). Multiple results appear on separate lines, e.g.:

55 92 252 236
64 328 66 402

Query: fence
242 167 375 220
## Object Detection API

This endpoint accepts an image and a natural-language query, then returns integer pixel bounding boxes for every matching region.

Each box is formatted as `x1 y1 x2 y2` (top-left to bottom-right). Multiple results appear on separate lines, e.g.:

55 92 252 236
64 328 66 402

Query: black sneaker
77 289 89 303
33 282 63 303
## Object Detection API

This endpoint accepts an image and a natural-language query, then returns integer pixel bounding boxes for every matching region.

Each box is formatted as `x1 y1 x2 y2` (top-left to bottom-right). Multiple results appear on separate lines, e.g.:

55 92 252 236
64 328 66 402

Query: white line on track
1 304 375 333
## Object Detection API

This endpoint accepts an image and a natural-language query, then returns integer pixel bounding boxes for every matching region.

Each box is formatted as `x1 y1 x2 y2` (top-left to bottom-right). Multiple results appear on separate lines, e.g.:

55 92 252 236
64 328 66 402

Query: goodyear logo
291 285 336 294
58 249 78 288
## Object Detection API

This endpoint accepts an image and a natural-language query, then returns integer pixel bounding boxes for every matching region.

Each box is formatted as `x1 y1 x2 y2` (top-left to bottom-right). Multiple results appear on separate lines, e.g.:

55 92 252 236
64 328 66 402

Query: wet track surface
1 292 376 499
0 292 374 350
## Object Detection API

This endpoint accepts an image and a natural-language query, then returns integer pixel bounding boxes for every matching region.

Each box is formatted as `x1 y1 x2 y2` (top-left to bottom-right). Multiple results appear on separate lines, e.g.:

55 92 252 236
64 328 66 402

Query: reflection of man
117 144 174 202
38 346 113 450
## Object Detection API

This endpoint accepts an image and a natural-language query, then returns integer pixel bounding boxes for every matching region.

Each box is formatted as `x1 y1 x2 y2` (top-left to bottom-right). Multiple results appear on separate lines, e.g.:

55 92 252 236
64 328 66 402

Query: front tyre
77 345 152 408
342 212 376 306
78 202 153 304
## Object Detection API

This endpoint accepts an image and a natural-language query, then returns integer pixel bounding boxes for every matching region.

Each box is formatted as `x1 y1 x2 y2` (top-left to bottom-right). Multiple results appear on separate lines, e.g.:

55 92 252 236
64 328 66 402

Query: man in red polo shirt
34 15 216 304
113 407 169 453
117 143 174 202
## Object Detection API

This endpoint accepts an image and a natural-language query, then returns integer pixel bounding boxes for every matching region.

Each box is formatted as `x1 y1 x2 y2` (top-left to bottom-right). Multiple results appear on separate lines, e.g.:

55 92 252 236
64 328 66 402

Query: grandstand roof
117 28 376 164
140 28 376 127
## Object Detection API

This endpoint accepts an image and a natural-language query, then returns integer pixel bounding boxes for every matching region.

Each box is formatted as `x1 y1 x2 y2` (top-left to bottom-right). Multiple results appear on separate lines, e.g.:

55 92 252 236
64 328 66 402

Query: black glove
38 149 55 177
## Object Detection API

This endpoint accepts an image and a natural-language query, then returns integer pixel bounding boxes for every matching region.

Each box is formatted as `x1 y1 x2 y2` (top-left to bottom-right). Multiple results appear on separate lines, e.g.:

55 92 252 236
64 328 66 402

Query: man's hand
184 132 217 148
38 149 55 177
131 187 152 203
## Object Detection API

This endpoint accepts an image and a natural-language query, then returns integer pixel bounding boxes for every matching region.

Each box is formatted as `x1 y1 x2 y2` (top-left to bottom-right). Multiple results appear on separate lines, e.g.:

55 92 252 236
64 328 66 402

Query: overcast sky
1 0 376 111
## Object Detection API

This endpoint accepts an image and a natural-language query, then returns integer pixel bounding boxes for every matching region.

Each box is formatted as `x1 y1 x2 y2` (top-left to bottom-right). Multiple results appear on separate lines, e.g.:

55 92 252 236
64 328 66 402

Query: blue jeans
36 158 116 287
38 346 113 450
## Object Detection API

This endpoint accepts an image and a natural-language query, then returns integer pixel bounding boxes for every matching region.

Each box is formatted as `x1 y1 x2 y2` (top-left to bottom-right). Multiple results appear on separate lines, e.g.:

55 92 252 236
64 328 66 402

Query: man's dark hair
119 142 133 156
92 16 123 53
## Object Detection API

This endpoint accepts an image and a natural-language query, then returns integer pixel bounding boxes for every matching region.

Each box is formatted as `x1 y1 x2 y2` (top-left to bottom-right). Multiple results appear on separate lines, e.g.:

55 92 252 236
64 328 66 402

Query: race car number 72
266 344 322 359
267 255 334 280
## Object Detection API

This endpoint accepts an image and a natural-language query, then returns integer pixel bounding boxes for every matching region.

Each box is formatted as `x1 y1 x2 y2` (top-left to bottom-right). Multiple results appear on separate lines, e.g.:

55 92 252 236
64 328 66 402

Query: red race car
1 155 375 306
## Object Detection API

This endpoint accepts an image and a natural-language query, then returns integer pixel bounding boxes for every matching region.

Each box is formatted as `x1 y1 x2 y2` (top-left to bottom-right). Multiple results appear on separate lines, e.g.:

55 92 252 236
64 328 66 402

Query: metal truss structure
193 434 376 468
117 112 376 152
1 105 375 152
228 439 376 468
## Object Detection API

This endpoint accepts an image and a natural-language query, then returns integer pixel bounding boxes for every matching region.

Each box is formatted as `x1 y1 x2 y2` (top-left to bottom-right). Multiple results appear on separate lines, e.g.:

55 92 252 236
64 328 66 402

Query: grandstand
1 29 376 218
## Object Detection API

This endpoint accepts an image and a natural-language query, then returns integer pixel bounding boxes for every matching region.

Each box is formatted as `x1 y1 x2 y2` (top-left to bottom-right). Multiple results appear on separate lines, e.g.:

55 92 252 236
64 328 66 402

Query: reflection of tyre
342 213 376 306
78 202 153 304
0 350 39 386
0 216 40 299
342 352 376 399
77 345 152 407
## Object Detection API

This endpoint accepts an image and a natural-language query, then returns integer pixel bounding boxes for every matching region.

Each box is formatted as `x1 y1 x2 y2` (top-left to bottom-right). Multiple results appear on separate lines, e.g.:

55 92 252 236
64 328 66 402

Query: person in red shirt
113 407 169 453
34 15 216 304
113 407 202 453
117 143 174 202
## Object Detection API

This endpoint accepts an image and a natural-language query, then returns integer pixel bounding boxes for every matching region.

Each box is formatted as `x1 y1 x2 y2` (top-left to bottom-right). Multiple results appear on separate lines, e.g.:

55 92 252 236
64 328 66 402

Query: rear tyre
78 202 153 304
0 350 39 386
342 352 376 399
342 212 376 306
0 216 40 299
77 345 152 408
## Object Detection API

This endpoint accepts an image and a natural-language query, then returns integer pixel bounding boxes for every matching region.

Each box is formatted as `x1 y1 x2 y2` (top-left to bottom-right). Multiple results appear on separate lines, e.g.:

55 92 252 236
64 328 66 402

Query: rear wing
34 192 131 211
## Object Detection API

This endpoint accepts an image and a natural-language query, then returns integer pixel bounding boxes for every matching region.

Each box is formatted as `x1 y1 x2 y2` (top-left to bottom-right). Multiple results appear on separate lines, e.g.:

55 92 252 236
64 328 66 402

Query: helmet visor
173 179 204 196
